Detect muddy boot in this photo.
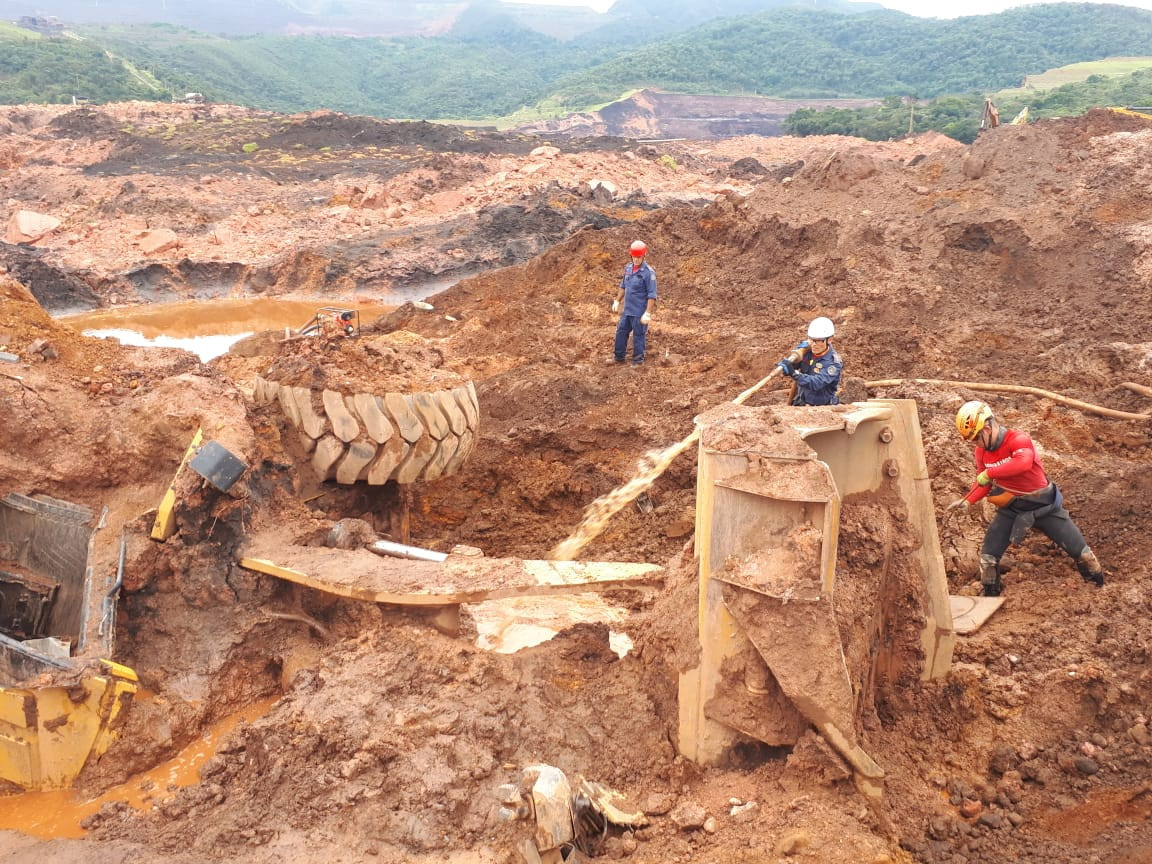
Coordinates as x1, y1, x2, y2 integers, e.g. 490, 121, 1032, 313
1076, 547, 1105, 587
979, 554, 1002, 597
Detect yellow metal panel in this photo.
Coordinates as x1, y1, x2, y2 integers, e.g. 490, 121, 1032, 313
0, 689, 35, 727
0, 662, 138, 790
29, 681, 106, 789
151, 427, 204, 540
1110, 106, 1152, 121
0, 734, 35, 784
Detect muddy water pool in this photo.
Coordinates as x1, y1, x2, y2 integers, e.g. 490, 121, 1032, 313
58, 297, 398, 361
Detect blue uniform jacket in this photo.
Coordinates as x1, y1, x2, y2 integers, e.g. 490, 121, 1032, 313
791, 344, 843, 406
620, 262, 657, 315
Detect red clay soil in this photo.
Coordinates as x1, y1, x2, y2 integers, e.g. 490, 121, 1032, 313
1, 104, 1151, 864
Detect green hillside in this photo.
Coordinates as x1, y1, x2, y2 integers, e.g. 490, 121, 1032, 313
0, 27, 167, 104
785, 66, 1152, 144
3, 3, 1152, 121
996, 56, 1152, 98
550, 5, 1152, 105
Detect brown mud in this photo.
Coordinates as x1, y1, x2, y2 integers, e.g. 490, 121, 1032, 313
0, 102, 1150, 864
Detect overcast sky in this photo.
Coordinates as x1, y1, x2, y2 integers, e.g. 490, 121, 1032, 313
506, 0, 1152, 18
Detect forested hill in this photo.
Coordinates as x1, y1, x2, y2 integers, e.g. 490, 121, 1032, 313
0, 0, 875, 38
2, 3, 1152, 120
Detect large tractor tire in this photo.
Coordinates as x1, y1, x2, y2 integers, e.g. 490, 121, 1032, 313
252, 376, 479, 485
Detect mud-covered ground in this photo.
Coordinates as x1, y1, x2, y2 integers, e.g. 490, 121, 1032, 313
1, 104, 1151, 864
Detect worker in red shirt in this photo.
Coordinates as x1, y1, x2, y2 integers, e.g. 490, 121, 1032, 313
943, 400, 1105, 597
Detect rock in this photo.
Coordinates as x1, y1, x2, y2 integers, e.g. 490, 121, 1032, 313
838, 375, 869, 403
327, 518, 376, 549
729, 801, 759, 824
786, 730, 852, 785
641, 793, 674, 816
775, 830, 811, 856
729, 156, 768, 177
360, 185, 390, 208
1128, 724, 1151, 746
988, 744, 1017, 775
587, 179, 617, 203
27, 338, 57, 360
5, 209, 60, 244
668, 801, 706, 830
962, 155, 987, 179
959, 799, 982, 818
1073, 757, 1099, 775
138, 228, 178, 254
977, 811, 1003, 829
927, 815, 952, 840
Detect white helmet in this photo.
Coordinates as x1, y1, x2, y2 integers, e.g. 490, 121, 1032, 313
807, 317, 835, 340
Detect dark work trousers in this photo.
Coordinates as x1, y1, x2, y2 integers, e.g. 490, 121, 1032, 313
980, 484, 1088, 563
614, 314, 649, 364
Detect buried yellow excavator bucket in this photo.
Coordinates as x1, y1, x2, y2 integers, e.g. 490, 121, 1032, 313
0, 660, 138, 790
1, 492, 139, 790
678, 399, 955, 796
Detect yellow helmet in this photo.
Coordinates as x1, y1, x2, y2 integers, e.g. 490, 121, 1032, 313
956, 400, 993, 442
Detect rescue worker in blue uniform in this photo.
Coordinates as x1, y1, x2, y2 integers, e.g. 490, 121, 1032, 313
778, 317, 843, 406
611, 240, 658, 365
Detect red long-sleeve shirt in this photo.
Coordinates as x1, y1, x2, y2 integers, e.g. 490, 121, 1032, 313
965, 427, 1050, 504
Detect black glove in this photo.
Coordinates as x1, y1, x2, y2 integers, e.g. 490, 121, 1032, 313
778, 358, 795, 376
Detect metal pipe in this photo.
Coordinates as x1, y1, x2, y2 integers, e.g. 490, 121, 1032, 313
100, 531, 126, 638
367, 539, 447, 563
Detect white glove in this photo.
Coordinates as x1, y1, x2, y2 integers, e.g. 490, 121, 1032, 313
640, 312, 651, 325
611, 299, 620, 313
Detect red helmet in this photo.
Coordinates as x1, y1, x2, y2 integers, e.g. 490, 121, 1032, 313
629, 240, 647, 257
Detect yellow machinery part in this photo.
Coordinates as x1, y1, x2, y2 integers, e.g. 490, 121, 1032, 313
151, 427, 204, 541
678, 400, 955, 787
1109, 106, 1152, 122
0, 660, 138, 790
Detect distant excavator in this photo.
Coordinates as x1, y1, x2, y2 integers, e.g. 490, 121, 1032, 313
981, 99, 1029, 131
296, 306, 359, 339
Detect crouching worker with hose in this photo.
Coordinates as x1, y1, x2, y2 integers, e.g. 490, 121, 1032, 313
943, 400, 1106, 597
777, 316, 842, 406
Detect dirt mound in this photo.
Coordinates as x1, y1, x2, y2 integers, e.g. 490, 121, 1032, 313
258, 110, 540, 156
47, 107, 126, 141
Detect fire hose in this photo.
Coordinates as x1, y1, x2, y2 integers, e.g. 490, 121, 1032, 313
866, 378, 1151, 421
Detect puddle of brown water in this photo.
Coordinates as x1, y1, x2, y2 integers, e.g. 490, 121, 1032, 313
60, 297, 396, 339
58, 297, 398, 361
0, 696, 277, 839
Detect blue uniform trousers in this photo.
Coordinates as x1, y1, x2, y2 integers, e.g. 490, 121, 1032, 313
614, 315, 648, 364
